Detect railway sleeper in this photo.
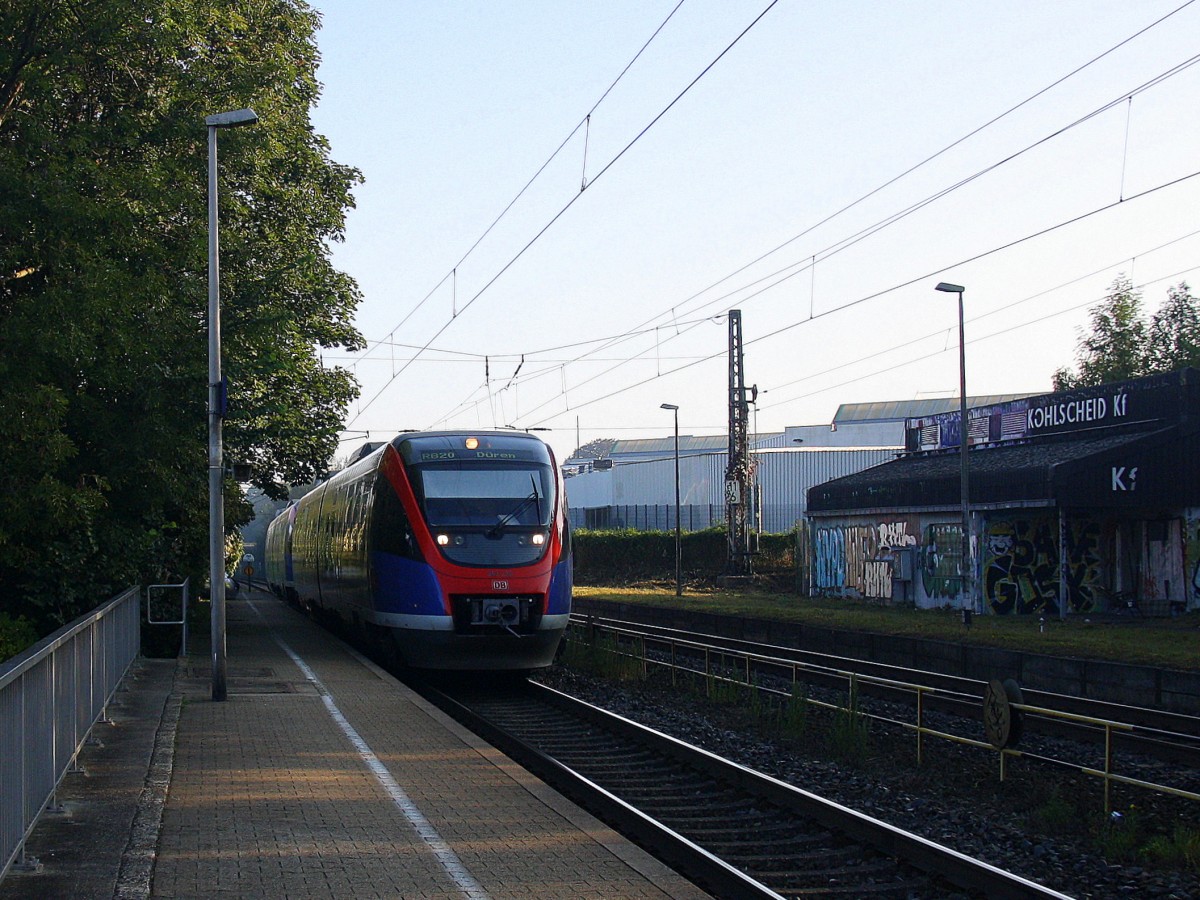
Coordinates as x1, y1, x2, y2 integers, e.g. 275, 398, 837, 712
763, 877, 931, 898
637, 801, 763, 820
710, 844, 873, 868
701, 831, 840, 856
656, 817, 817, 839
748, 854, 902, 883
605, 780, 722, 798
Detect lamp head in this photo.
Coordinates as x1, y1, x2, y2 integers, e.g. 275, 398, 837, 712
660, 403, 679, 411
205, 108, 258, 128
935, 282, 965, 294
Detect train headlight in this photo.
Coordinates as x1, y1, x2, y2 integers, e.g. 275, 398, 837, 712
436, 534, 450, 546
532, 533, 545, 546
464, 437, 479, 450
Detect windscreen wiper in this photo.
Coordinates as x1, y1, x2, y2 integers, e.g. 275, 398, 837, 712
487, 476, 541, 538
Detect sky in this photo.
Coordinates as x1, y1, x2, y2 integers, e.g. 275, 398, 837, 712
305, 1, 1200, 466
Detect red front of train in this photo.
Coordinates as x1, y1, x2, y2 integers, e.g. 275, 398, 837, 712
266, 430, 572, 670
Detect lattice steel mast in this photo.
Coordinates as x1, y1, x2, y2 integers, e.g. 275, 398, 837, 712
725, 310, 754, 576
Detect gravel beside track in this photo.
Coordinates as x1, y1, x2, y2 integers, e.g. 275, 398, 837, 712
534, 663, 1200, 900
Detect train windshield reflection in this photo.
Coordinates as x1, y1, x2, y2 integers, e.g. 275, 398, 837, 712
415, 464, 555, 528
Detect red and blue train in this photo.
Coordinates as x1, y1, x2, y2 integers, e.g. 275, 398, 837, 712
264, 430, 572, 670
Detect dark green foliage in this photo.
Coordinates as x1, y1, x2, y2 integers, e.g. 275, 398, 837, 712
0, 1, 362, 632
572, 526, 796, 584
0, 612, 39, 662
1054, 276, 1200, 390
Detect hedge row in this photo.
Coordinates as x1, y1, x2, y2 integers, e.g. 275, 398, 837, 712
572, 526, 796, 584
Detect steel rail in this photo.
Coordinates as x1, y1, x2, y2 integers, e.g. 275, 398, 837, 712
566, 615, 1200, 814
419, 677, 1069, 900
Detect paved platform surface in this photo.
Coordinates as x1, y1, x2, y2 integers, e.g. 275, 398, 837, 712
1, 595, 708, 900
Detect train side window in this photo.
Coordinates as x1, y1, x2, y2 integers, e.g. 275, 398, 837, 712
372, 479, 421, 560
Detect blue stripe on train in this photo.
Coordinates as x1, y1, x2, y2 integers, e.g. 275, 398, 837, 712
371, 552, 447, 617
547, 558, 572, 615
372, 551, 572, 617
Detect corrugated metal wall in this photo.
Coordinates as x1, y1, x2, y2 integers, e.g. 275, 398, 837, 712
564, 447, 897, 533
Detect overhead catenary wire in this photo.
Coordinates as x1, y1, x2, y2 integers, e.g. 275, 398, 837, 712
521, 1, 1200, 384
343, 3, 1200, 441
464, 49, 1200, 429
346, 0, 785, 427
406, 39, 1200, 434
344, 1, 688, 374
508, 168, 1200, 428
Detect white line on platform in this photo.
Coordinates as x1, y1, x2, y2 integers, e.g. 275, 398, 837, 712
248, 601, 491, 900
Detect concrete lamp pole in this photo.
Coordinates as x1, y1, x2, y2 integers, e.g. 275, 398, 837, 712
207, 108, 257, 701
935, 281, 973, 620
660, 404, 682, 597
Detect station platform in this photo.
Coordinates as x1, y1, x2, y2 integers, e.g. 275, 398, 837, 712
1, 595, 708, 899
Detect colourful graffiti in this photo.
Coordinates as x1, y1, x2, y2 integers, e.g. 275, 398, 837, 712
815, 527, 846, 590
814, 520, 918, 600
877, 521, 917, 550
1190, 514, 1200, 609
982, 516, 1105, 615
983, 518, 1058, 615
921, 524, 962, 600
863, 560, 893, 599
1063, 518, 1104, 613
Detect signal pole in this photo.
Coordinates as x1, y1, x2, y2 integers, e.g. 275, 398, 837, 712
725, 310, 754, 578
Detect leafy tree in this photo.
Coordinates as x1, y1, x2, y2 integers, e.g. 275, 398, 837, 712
1147, 282, 1200, 373
1053, 276, 1150, 391
0, 0, 362, 630
570, 438, 617, 460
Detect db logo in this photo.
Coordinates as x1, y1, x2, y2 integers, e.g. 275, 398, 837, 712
492, 580, 509, 591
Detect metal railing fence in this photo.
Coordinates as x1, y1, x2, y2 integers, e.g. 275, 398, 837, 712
564, 616, 1200, 816
0, 586, 141, 881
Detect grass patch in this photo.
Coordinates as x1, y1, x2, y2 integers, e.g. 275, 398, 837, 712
1030, 787, 1080, 835
828, 679, 871, 767
781, 682, 810, 742
573, 584, 1200, 671
1094, 809, 1145, 864
1145, 825, 1200, 873
559, 629, 645, 682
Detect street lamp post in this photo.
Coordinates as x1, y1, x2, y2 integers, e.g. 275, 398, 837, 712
660, 404, 682, 597
935, 281, 972, 617
207, 108, 257, 701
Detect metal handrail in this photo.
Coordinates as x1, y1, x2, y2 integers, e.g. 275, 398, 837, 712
0, 587, 142, 882
565, 616, 1199, 815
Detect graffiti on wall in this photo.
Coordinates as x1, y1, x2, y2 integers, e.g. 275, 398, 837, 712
863, 561, 892, 599
983, 517, 1058, 615
981, 516, 1105, 615
920, 524, 962, 600
815, 527, 846, 590
814, 520, 918, 600
1189, 513, 1200, 609
1064, 519, 1104, 614
1141, 518, 1185, 610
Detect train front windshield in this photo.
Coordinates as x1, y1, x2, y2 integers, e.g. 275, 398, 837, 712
414, 463, 555, 530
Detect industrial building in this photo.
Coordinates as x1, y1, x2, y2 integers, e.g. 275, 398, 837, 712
806, 369, 1200, 617
562, 395, 1028, 534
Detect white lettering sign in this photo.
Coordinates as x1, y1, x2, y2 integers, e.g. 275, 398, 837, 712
1111, 466, 1138, 492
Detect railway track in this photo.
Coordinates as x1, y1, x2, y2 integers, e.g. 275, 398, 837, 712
572, 613, 1200, 767
418, 677, 1066, 900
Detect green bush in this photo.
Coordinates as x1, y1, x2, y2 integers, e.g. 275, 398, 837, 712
573, 525, 796, 584
0, 613, 39, 663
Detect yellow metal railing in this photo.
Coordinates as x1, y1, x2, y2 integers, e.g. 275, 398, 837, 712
563, 617, 1200, 815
